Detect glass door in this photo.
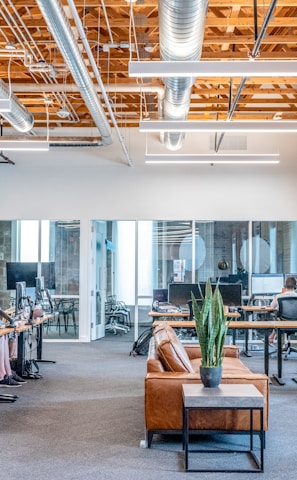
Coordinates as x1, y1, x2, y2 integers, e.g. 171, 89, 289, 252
91, 221, 107, 340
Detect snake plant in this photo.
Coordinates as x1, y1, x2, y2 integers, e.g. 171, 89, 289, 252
191, 279, 229, 367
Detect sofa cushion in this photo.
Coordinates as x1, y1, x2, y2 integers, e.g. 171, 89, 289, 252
153, 324, 195, 373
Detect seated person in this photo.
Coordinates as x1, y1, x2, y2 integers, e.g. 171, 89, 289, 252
0, 334, 26, 387
269, 276, 297, 344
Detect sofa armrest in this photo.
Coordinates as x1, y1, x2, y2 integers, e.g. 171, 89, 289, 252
147, 337, 165, 372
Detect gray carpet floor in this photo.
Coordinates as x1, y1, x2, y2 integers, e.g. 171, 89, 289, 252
1, 331, 297, 480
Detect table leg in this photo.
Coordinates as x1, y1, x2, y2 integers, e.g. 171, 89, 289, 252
242, 329, 252, 357
272, 329, 285, 385
263, 330, 269, 376
36, 323, 56, 365
242, 311, 252, 357
277, 329, 283, 380
183, 407, 189, 471
16, 331, 24, 376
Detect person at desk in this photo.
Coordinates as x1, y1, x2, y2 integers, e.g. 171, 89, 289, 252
268, 276, 297, 344
0, 334, 26, 387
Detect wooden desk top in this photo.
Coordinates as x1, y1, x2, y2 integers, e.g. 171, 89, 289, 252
149, 310, 190, 317
149, 310, 240, 318
0, 314, 52, 337
241, 306, 275, 312
152, 319, 297, 329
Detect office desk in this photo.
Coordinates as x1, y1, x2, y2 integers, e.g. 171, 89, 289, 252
0, 314, 52, 377
240, 306, 276, 356
149, 310, 240, 320
241, 306, 275, 317
51, 294, 79, 300
149, 310, 190, 319
152, 319, 297, 382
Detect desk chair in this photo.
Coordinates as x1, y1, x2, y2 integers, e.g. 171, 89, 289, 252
188, 298, 203, 320
105, 299, 130, 335
277, 296, 297, 360
44, 289, 61, 335
56, 299, 78, 335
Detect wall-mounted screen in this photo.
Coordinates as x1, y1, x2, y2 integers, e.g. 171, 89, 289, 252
6, 262, 37, 290
168, 283, 201, 307
6, 262, 55, 290
251, 274, 284, 295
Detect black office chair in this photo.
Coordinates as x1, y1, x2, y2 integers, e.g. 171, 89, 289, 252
277, 296, 297, 359
188, 298, 203, 320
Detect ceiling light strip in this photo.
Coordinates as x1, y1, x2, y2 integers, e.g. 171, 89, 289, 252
145, 158, 279, 165
0, 139, 49, 151
140, 120, 297, 133
145, 154, 279, 164
129, 60, 297, 78
146, 153, 280, 158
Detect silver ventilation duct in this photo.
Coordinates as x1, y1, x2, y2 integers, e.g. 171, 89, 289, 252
0, 78, 34, 133
159, 0, 208, 150
36, 0, 112, 146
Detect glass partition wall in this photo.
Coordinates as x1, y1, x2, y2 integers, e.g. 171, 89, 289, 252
105, 220, 297, 340
0, 220, 80, 340
1, 219, 297, 342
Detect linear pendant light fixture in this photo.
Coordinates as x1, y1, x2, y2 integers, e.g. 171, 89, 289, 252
139, 120, 297, 133
129, 60, 297, 78
0, 136, 49, 151
145, 153, 280, 164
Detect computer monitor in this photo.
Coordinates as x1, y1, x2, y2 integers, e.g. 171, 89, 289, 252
35, 276, 45, 303
251, 274, 284, 295
199, 282, 242, 306
15, 281, 26, 315
153, 289, 168, 303
6, 262, 38, 290
217, 283, 242, 307
168, 283, 202, 307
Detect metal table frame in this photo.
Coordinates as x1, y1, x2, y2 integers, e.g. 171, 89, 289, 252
182, 384, 264, 473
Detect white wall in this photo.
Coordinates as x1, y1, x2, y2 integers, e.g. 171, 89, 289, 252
1, 129, 296, 342
1, 129, 297, 221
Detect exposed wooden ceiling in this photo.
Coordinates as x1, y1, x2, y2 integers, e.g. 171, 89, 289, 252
0, 0, 297, 141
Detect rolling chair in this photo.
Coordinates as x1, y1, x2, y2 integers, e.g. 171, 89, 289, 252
105, 298, 130, 335
277, 296, 297, 360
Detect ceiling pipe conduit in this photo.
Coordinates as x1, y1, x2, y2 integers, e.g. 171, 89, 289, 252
0, 78, 34, 133
215, 0, 277, 152
158, 0, 208, 151
35, 0, 113, 146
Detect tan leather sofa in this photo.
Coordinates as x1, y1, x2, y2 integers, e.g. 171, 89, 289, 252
145, 323, 269, 447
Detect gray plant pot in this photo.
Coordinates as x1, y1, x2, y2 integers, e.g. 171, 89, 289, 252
200, 365, 222, 388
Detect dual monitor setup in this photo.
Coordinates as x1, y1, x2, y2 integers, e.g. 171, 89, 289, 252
153, 282, 242, 311
153, 273, 296, 311
0, 262, 56, 327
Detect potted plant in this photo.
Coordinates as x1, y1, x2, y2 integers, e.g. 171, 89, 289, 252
191, 279, 229, 387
